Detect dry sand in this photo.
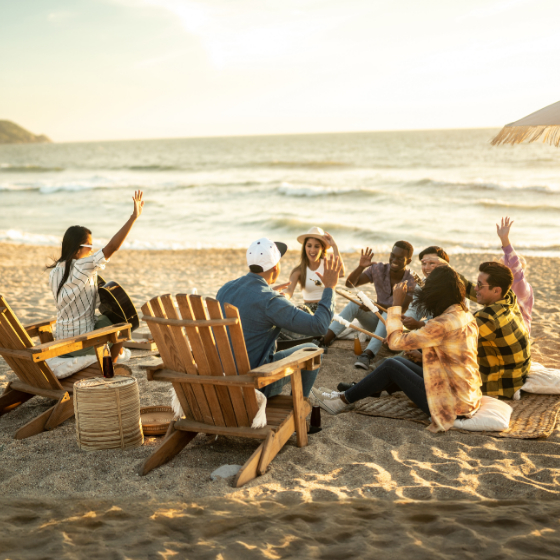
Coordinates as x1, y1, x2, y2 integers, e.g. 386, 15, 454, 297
1, 243, 560, 559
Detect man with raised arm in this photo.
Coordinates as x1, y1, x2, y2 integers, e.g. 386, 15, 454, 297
497, 216, 533, 333
322, 241, 419, 370
460, 262, 530, 399
217, 237, 342, 398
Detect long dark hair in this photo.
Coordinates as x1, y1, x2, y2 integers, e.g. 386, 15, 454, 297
413, 266, 467, 319
291, 237, 327, 288
47, 226, 91, 300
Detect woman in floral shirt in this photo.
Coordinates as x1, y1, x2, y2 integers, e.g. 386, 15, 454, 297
314, 266, 482, 433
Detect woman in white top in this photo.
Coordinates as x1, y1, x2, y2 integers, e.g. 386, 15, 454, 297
48, 191, 144, 361
284, 227, 346, 312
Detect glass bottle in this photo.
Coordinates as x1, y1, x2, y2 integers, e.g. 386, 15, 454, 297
353, 335, 362, 356
102, 343, 114, 379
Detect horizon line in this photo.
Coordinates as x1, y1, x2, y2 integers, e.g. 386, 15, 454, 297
31, 126, 504, 145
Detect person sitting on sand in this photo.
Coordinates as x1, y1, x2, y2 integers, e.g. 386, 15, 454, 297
314, 266, 482, 433
283, 227, 346, 312
278, 227, 345, 344
460, 262, 530, 399
402, 246, 450, 331
216, 237, 342, 398
322, 241, 419, 370
48, 191, 144, 362
497, 217, 533, 334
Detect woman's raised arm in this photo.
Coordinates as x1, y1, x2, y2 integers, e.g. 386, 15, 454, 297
102, 191, 144, 259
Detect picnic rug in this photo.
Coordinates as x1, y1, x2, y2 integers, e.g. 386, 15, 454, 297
352, 392, 560, 439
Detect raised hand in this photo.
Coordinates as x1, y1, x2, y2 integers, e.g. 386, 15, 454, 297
496, 216, 513, 247
132, 190, 144, 220
317, 254, 343, 289
323, 231, 335, 247
359, 247, 374, 268
272, 281, 291, 296
392, 281, 408, 307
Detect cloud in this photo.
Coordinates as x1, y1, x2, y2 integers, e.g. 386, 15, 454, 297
108, 0, 369, 67
47, 11, 75, 23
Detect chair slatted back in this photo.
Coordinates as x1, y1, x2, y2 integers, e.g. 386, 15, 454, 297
142, 294, 259, 428
0, 296, 63, 391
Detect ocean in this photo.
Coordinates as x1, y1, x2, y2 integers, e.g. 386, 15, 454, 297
1, 128, 559, 255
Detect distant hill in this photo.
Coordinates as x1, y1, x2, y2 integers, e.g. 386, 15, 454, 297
0, 120, 52, 144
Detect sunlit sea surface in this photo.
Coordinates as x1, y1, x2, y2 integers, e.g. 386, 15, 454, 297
1, 129, 559, 255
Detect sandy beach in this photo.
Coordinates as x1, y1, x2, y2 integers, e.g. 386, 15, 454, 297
1, 243, 560, 558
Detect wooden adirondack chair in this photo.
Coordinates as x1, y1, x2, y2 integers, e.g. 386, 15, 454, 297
0, 295, 132, 439
140, 294, 322, 487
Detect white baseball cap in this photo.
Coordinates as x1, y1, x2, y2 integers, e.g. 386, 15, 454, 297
247, 237, 288, 272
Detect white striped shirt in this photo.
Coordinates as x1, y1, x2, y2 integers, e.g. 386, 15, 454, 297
49, 249, 109, 340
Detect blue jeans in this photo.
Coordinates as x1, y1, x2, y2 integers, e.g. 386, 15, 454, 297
345, 356, 429, 414
328, 301, 387, 355
260, 343, 320, 399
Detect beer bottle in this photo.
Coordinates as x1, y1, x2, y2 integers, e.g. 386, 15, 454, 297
353, 335, 362, 356
102, 343, 114, 378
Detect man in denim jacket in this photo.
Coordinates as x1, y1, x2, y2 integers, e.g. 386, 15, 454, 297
217, 237, 342, 398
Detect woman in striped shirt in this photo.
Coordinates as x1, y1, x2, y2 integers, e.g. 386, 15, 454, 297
48, 191, 144, 361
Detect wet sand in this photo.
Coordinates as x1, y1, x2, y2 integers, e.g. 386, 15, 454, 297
1, 243, 560, 558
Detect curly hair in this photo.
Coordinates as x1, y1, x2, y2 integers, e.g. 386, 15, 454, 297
413, 266, 467, 318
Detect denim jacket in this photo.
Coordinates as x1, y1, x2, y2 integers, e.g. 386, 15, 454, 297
216, 273, 335, 369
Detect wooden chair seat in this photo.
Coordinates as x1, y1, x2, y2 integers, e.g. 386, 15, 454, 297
139, 294, 321, 487
0, 295, 131, 439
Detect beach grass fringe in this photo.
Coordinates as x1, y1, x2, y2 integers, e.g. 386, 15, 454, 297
353, 391, 560, 439
491, 125, 560, 147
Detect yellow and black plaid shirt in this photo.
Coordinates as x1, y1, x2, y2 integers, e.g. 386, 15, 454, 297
460, 275, 531, 398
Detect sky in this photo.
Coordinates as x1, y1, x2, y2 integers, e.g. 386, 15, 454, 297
1, 0, 560, 142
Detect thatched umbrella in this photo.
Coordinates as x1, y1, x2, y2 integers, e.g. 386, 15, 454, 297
491, 100, 560, 147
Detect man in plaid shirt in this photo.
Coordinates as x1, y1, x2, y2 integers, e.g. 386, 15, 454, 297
460, 262, 531, 398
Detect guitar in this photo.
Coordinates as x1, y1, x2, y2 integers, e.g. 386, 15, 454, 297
97, 275, 140, 331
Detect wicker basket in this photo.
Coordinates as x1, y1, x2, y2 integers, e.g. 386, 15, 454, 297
74, 376, 144, 451
140, 406, 174, 435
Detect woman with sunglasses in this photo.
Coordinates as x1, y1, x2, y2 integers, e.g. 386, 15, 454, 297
47, 191, 144, 361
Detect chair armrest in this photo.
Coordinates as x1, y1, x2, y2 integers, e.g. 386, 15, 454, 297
249, 347, 323, 377
23, 318, 57, 338
27, 323, 132, 362
147, 368, 257, 387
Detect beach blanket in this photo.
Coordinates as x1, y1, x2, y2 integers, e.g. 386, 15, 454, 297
353, 391, 560, 439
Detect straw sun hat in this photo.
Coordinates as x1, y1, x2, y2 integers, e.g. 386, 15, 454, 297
296, 227, 331, 250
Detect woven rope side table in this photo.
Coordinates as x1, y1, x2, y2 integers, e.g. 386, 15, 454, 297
74, 376, 144, 451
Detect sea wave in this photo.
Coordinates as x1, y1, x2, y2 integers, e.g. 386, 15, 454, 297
0, 164, 64, 172
0, 178, 272, 194
2, 228, 560, 256
411, 177, 560, 193
125, 165, 183, 171
277, 182, 380, 197
253, 160, 350, 169
475, 198, 560, 211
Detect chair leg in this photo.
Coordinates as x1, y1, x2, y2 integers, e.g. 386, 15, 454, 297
0, 383, 32, 416
291, 370, 309, 448
139, 426, 196, 476
14, 393, 74, 439
44, 393, 74, 431
234, 416, 296, 488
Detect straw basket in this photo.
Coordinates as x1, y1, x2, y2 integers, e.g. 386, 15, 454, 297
74, 376, 144, 451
